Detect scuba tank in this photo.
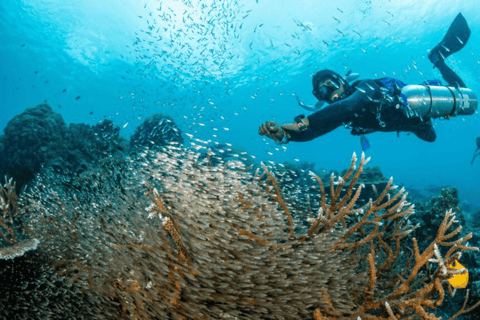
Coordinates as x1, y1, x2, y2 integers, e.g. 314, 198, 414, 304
401, 85, 478, 119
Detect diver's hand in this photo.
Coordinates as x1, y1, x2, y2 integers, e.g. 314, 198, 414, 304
258, 121, 285, 141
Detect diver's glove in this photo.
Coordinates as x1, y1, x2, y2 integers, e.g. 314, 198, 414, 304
258, 121, 290, 144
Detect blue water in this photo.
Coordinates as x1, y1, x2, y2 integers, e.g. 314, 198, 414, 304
1, 0, 480, 210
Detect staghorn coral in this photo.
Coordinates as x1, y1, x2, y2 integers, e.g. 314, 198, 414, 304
412, 188, 480, 319
3, 148, 479, 319
340, 165, 387, 184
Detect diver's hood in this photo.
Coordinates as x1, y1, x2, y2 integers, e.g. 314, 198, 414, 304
312, 70, 344, 88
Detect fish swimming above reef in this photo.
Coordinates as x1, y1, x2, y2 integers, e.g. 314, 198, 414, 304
1, 149, 476, 319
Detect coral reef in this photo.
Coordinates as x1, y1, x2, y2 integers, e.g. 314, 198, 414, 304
0, 103, 127, 189
0, 177, 39, 260
57, 119, 127, 175
0, 135, 6, 177
414, 187, 466, 244
341, 164, 386, 184
197, 142, 255, 168
406, 187, 480, 319
1, 104, 68, 187
130, 114, 184, 150
272, 161, 389, 213
0, 149, 477, 319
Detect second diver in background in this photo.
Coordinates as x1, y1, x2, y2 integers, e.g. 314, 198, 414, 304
259, 13, 476, 144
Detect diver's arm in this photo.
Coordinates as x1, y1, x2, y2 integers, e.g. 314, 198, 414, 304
285, 92, 365, 142
284, 105, 350, 142
285, 81, 378, 142
435, 60, 466, 88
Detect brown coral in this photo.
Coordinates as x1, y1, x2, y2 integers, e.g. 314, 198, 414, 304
9, 148, 479, 319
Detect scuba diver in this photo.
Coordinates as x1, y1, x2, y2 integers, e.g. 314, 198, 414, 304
259, 13, 477, 145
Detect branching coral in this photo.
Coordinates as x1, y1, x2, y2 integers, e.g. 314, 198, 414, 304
290, 153, 479, 319
12, 148, 480, 319
135, 150, 480, 319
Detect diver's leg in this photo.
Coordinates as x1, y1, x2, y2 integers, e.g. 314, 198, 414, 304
411, 119, 436, 142
433, 60, 466, 88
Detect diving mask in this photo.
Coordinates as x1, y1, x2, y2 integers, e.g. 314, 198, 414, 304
312, 79, 343, 103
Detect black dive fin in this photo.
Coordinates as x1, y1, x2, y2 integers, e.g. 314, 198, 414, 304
429, 13, 471, 63
412, 120, 436, 142
439, 13, 471, 56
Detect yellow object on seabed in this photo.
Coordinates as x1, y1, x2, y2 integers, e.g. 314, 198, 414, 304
447, 260, 469, 289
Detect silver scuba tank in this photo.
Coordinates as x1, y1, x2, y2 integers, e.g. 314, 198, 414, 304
400, 85, 478, 118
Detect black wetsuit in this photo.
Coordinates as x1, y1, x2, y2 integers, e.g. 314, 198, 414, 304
288, 70, 465, 143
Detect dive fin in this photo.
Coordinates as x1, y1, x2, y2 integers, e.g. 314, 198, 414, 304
360, 134, 370, 151
411, 120, 436, 142
429, 13, 471, 64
